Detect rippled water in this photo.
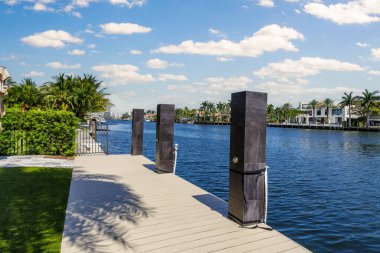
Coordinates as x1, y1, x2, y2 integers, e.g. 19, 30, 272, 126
106, 120, 380, 253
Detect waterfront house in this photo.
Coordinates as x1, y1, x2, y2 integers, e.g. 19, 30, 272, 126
296, 102, 355, 125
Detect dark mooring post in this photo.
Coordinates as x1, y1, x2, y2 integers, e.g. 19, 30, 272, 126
156, 104, 175, 173
131, 109, 144, 155
228, 91, 267, 226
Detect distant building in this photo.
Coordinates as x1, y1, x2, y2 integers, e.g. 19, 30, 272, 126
0, 66, 10, 117
296, 101, 354, 125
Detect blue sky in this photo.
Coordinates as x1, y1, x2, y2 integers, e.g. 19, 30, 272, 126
1, 0, 380, 113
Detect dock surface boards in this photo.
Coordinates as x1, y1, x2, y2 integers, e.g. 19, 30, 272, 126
61, 155, 310, 253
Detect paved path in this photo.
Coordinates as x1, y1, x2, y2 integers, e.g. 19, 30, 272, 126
61, 155, 310, 253
0, 155, 73, 168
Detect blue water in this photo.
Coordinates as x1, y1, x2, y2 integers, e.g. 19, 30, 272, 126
107, 120, 380, 253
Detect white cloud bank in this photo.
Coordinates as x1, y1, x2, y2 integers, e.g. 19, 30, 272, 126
24, 71, 45, 77
46, 62, 81, 69
109, 0, 145, 8
146, 58, 168, 69
68, 49, 86, 55
130, 49, 142, 55
254, 57, 364, 80
304, 0, 380, 25
168, 76, 252, 95
371, 48, 380, 60
158, 74, 188, 81
92, 64, 154, 85
100, 22, 151, 35
258, 0, 274, 8
153, 24, 304, 58
21, 30, 83, 48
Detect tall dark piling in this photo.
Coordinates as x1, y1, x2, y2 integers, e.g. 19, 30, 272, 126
228, 91, 267, 226
131, 109, 144, 155
156, 104, 175, 173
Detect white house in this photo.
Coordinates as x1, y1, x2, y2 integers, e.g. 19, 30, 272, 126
296, 102, 354, 125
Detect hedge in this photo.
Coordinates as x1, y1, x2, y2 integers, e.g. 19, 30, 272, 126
0, 110, 78, 156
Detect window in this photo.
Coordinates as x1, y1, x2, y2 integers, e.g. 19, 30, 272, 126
332, 109, 342, 116
317, 109, 321, 116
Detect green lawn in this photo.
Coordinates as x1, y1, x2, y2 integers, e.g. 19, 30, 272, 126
0, 167, 73, 253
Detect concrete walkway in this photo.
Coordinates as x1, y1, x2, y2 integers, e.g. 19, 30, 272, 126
61, 155, 310, 253
0, 155, 73, 168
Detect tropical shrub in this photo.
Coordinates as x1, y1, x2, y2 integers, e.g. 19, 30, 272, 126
0, 110, 78, 156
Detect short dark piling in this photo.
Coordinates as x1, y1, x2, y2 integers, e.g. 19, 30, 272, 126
228, 91, 268, 226
155, 104, 175, 173
131, 109, 144, 155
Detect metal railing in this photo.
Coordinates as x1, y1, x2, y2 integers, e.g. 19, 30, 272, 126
75, 122, 109, 155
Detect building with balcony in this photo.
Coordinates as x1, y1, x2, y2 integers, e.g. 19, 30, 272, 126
296, 102, 354, 125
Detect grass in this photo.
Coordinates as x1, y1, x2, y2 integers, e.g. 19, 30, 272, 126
0, 167, 73, 253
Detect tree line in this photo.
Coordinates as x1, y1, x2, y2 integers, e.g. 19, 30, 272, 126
4, 74, 112, 119
153, 89, 379, 127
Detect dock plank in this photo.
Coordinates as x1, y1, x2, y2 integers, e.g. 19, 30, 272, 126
61, 155, 310, 253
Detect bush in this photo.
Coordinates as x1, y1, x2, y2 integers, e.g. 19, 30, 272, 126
0, 110, 78, 156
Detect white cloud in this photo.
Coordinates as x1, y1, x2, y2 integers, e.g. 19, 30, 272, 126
258, 0, 275, 8
158, 74, 188, 81
371, 48, 380, 60
88, 44, 96, 49
203, 76, 252, 94
21, 30, 83, 48
255, 81, 360, 97
130, 49, 142, 55
72, 0, 91, 7
68, 49, 85, 55
153, 24, 304, 58
304, 1, 380, 25
24, 71, 45, 77
255, 80, 362, 105
368, 70, 380, 75
167, 76, 252, 95
216, 57, 234, 62
146, 58, 169, 69
108, 0, 145, 8
209, 28, 227, 38
100, 22, 151, 35
209, 28, 220, 35
254, 57, 364, 80
119, 91, 136, 100
356, 42, 369, 48
46, 61, 81, 69
5, 0, 18, 5
92, 64, 154, 85
30, 3, 54, 12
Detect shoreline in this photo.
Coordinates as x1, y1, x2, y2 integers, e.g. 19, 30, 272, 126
167, 121, 380, 132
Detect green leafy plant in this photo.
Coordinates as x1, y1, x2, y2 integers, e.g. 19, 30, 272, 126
0, 110, 78, 156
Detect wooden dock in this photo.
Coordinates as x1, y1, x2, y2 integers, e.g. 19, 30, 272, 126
61, 155, 310, 253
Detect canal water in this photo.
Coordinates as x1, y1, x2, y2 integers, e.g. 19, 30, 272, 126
107, 120, 380, 253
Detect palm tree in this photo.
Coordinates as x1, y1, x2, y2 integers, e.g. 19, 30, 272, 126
43, 74, 112, 119
267, 104, 274, 122
200, 101, 209, 122
309, 99, 319, 124
4, 78, 42, 112
339, 92, 354, 127
323, 98, 334, 124
355, 89, 380, 129
281, 103, 293, 123
43, 74, 74, 111
216, 102, 225, 122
